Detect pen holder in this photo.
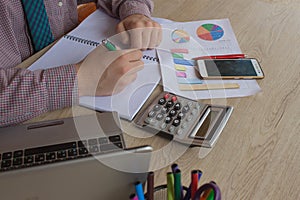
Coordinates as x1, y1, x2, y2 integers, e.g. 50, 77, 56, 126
145, 182, 221, 200
134, 165, 221, 200
145, 184, 188, 200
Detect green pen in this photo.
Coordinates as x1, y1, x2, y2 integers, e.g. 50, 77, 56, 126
102, 39, 117, 51
174, 170, 182, 200
167, 172, 174, 200
206, 190, 215, 200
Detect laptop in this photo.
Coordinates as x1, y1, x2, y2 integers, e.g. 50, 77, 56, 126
0, 112, 153, 200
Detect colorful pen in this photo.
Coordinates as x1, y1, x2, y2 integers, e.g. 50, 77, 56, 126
102, 39, 117, 51
199, 189, 211, 200
172, 164, 185, 198
192, 54, 246, 60
183, 170, 202, 200
147, 172, 154, 200
171, 163, 179, 173
206, 190, 215, 200
195, 182, 221, 200
129, 194, 139, 200
191, 170, 199, 199
174, 169, 182, 200
167, 172, 174, 200
135, 182, 145, 200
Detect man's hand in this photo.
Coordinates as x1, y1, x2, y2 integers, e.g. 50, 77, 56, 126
116, 14, 162, 50
75, 45, 143, 96
75, 14, 161, 97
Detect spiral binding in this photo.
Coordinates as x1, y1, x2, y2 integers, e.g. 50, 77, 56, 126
64, 34, 159, 62
143, 55, 159, 62
64, 35, 100, 46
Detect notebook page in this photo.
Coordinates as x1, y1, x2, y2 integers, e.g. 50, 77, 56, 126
28, 10, 161, 120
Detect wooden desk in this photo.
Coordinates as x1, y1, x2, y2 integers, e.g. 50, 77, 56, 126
21, 0, 300, 199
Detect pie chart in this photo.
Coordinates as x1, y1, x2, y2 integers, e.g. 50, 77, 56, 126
197, 24, 224, 41
171, 29, 190, 43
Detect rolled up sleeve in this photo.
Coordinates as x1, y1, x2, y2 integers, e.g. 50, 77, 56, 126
0, 65, 78, 127
97, 0, 153, 20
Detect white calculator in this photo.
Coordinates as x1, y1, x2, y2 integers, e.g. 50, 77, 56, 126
134, 92, 233, 148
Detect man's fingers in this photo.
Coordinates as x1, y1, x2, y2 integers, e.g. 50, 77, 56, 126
129, 28, 143, 49
142, 28, 152, 50
127, 60, 144, 74
116, 23, 130, 45
148, 26, 161, 49
118, 49, 143, 62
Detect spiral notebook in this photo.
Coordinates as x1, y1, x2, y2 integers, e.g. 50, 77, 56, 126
63, 35, 159, 62
29, 10, 161, 120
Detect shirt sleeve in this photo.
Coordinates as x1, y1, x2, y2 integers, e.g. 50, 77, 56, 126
0, 65, 79, 127
97, 0, 154, 20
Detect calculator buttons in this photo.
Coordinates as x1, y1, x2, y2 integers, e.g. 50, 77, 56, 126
182, 105, 190, 113
169, 109, 177, 117
156, 113, 164, 121
181, 122, 188, 129
148, 110, 156, 118
135, 91, 233, 148
164, 93, 170, 99
177, 112, 185, 119
166, 101, 174, 108
144, 117, 151, 124
169, 126, 176, 133
149, 120, 157, 127
177, 129, 184, 135
153, 105, 161, 111
174, 103, 181, 110
158, 98, 166, 105
172, 119, 181, 127
165, 116, 172, 124
161, 107, 169, 114
160, 123, 167, 129
145, 93, 199, 134
171, 96, 177, 102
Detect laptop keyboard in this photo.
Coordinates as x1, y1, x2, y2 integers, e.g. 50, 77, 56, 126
0, 134, 124, 172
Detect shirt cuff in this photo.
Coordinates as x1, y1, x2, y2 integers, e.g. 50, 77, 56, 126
119, 0, 153, 20
43, 64, 79, 110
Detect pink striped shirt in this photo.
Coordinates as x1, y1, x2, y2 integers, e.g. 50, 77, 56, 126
0, 0, 153, 127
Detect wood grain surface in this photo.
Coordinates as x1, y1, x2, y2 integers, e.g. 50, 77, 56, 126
151, 1, 300, 199
21, 1, 300, 199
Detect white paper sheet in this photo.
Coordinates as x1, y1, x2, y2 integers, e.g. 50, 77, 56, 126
157, 19, 261, 100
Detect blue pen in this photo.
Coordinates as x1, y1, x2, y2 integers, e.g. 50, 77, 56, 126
135, 182, 145, 200
198, 170, 203, 181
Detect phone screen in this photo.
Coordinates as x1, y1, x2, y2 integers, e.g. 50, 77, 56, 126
205, 59, 257, 76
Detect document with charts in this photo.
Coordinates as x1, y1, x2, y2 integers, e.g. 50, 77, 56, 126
157, 19, 261, 100
28, 10, 162, 121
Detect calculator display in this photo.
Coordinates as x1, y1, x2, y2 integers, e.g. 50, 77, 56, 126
191, 108, 219, 139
